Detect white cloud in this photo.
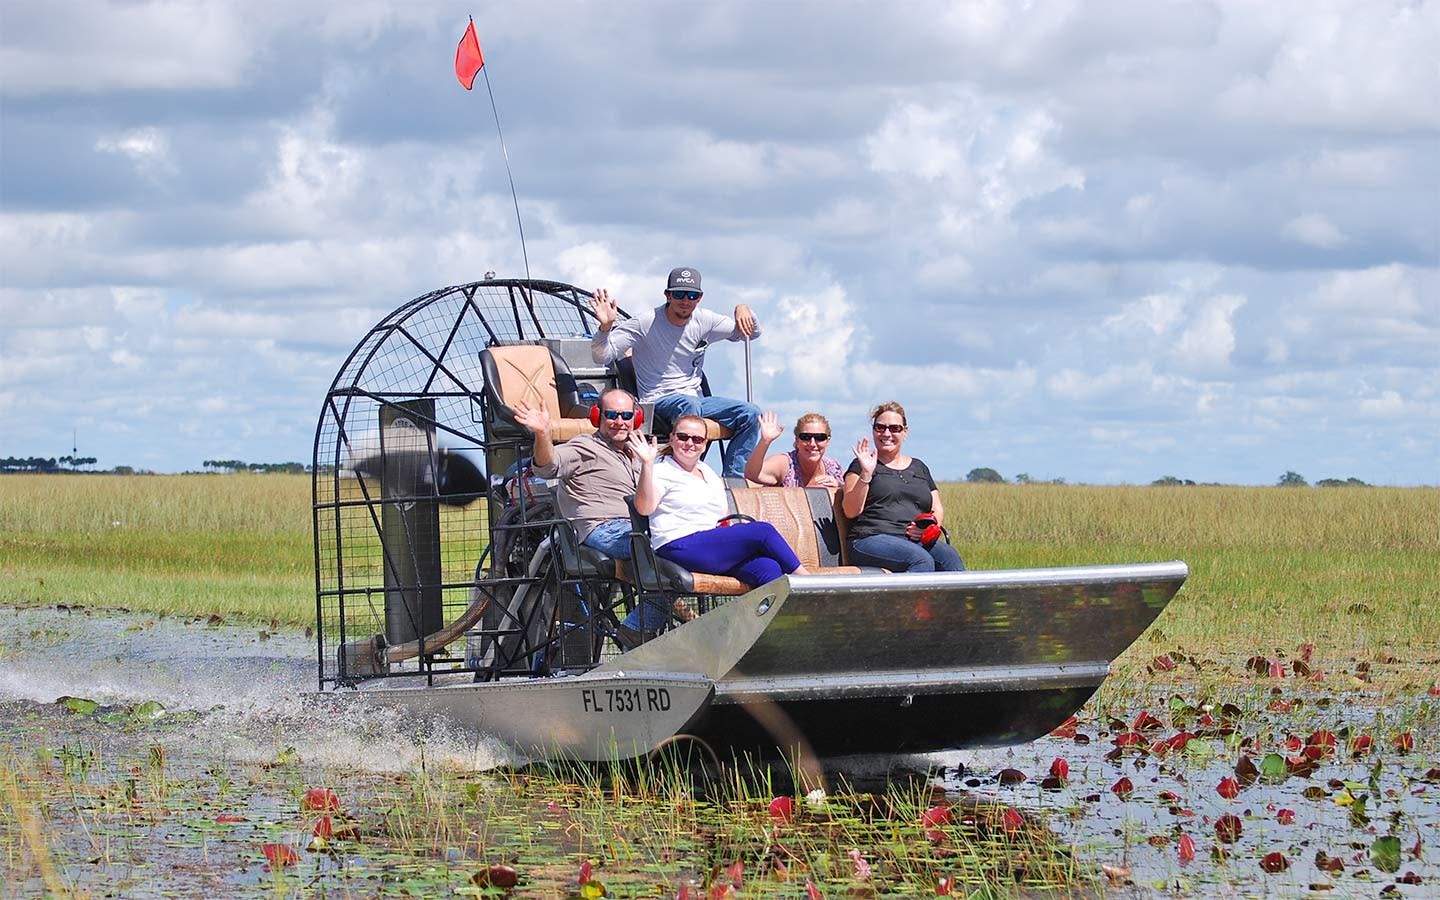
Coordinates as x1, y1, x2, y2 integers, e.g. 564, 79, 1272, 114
0, 2, 256, 95
1311, 264, 1421, 316
1357, 389, 1406, 418
1216, 1, 1438, 132
758, 286, 857, 395
0, 0, 1434, 484
1173, 293, 1246, 374
1103, 292, 1187, 336
1282, 213, 1345, 248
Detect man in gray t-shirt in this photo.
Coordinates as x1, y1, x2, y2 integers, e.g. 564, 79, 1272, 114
589, 267, 761, 477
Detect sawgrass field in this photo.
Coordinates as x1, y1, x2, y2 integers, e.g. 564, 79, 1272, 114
3, 473, 1437, 897
0, 473, 1435, 678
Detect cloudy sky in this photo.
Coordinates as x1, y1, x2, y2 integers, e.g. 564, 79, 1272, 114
2, 0, 1436, 485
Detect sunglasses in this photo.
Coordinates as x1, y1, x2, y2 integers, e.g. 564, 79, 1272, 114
796, 432, 830, 443
672, 432, 707, 445
669, 290, 701, 301
601, 409, 635, 421
872, 422, 906, 434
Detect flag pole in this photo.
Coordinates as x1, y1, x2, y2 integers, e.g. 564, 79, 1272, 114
480, 67, 531, 284
462, 16, 530, 284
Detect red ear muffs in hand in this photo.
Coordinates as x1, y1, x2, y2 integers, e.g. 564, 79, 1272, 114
590, 405, 644, 427
913, 514, 942, 549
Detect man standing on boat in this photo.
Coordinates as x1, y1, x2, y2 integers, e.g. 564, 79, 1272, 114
590, 267, 761, 478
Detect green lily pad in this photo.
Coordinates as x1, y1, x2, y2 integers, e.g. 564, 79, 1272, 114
59, 696, 98, 715
129, 700, 166, 721
1371, 835, 1401, 873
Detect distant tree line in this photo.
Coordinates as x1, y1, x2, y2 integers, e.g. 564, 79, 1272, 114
2, 455, 308, 475
202, 460, 310, 474
1, 455, 97, 472
957, 467, 1374, 488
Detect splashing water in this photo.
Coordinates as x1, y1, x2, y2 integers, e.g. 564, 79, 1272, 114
0, 605, 513, 771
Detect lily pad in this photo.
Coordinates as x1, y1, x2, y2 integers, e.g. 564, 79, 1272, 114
59, 696, 98, 715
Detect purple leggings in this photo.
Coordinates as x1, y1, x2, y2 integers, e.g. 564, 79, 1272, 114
656, 521, 803, 587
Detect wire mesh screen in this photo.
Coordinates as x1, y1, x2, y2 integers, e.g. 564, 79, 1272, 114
311, 279, 609, 688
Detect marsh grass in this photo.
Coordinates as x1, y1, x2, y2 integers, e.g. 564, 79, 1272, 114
940, 483, 1438, 684
3, 475, 1435, 677
1, 474, 312, 623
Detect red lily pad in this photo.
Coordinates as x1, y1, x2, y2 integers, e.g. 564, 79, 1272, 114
1132, 711, 1164, 732
1111, 777, 1134, 799
1216, 777, 1240, 799
768, 795, 795, 823
1314, 850, 1344, 873
262, 843, 299, 868
1048, 758, 1070, 781
921, 803, 952, 829
1177, 834, 1196, 863
1260, 851, 1290, 873
472, 865, 519, 888
1114, 731, 1146, 748
1214, 814, 1243, 843
1050, 715, 1078, 738
300, 787, 340, 813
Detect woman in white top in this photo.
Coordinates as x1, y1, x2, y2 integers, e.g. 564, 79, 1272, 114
633, 415, 811, 586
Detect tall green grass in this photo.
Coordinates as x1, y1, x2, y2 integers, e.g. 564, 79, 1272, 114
0, 474, 312, 622
2, 476, 1435, 673
940, 483, 1438, 676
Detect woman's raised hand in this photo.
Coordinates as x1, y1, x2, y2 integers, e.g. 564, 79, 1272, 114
758, 410, 783, 443
627, 431, 659, 463
853, 437, 877, 475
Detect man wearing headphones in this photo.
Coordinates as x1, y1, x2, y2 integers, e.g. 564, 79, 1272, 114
515, 389, 679, 644
590, 267, 761, 478
513, 388, 647, 561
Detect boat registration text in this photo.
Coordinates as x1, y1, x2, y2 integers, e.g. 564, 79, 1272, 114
581, 686, 673, 714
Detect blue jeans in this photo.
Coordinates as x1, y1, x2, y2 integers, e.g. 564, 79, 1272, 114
652, 394, 760, 478
581, 518, 633, 560
583, 520, 670, 631
848, 534, 965, 573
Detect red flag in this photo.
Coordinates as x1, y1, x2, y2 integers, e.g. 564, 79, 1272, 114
455, 20, 484, 90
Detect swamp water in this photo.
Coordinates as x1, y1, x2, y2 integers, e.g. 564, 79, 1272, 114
2, 604, 1436, 898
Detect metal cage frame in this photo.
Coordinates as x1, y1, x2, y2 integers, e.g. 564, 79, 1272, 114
311, 278, 624, 690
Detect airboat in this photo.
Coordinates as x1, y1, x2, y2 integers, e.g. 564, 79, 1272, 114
311, 279, 1186, 762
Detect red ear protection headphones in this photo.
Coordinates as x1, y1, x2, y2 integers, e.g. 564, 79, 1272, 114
913, 513, 943, 549
589, 405, 644, 428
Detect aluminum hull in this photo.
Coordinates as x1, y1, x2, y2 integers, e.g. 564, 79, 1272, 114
340, 670, 715, 762
596, 561, 1187, 756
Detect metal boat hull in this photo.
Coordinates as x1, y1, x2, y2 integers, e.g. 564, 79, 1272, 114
597, 561, 1187, 756
343, 670, 715, 762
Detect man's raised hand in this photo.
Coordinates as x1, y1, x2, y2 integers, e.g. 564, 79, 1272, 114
590, 288, 617, 331
512, 399, 551, 436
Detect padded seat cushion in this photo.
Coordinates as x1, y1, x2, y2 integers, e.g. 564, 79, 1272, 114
699, 419, 733, 440
550, 418, 595, 442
